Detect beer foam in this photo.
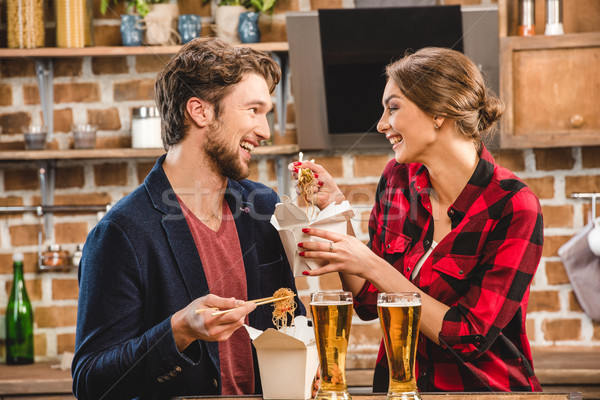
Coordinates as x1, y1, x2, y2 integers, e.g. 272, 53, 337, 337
378, 299, 421, 307
309, 301, 353, 306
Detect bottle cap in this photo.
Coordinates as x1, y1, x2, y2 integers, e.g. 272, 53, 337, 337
132, 106, 160, 119
13, 252, 24, 262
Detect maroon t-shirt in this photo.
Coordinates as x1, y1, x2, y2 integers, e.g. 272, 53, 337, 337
180, 198, 255, 395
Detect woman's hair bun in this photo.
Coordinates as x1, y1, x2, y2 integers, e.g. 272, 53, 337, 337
478, 95, 505, 133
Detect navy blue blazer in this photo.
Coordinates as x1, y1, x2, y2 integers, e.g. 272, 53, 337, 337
72, 155, 303, 400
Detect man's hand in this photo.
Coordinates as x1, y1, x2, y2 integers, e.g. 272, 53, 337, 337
312, 367, 321, 398
170, 294, 257, 352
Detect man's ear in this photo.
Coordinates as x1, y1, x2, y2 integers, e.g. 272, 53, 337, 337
186, 97, 213, 128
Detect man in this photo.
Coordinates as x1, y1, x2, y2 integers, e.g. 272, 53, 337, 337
72, 38, 303, 400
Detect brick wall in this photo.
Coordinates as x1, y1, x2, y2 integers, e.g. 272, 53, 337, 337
1, 0, 599, 369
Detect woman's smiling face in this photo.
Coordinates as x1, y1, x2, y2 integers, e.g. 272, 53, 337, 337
377, 79, 438, 164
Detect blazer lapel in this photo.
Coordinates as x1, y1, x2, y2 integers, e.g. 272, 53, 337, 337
144, 156, 210, 301
144, 156, 221, 369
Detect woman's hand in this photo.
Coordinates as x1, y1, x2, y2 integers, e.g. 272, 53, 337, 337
288, 160, 346, 211
298, 227, 382, 281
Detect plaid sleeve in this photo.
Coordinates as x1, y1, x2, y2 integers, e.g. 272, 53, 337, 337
438, 190, 543, 360
354, 174, 388, 321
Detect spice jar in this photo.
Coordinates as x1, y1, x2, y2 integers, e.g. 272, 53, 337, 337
41, 244, 72, 272
518, 0, 535, 37
131, 107, 163, 149
72, 244, 84, 267
7, 0, 45, 49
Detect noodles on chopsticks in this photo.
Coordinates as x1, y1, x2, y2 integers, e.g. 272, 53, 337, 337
297, 152, 317, 218
272, 287, 297, 330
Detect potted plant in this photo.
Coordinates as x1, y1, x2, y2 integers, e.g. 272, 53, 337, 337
100, 0, 177, 46
100, 0, 152, 18
238, 0, 276, 43
210, 0, 249, 43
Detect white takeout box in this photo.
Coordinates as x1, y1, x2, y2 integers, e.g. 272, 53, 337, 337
270, 196, 355, 276
245, 316, 319, 400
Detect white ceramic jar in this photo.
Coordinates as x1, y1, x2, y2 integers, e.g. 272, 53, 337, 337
131, 106, 163, 149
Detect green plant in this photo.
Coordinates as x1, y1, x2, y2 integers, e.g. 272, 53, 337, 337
217, 0, 245, 4
202, 0, 277, 12
248, 0, 276, 13
100, 0, 169, 18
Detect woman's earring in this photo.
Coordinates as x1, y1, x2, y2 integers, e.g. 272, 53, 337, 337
434, 123, 439, 129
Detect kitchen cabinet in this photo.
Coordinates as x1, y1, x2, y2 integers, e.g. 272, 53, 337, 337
498, 0, 600, 148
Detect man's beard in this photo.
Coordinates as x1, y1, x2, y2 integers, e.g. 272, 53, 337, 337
204, 120, 250, 181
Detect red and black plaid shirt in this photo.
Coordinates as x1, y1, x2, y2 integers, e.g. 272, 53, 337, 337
355, 145, 543, 392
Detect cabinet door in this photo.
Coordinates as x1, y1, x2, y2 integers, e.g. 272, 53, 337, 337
500, 33, 600, 148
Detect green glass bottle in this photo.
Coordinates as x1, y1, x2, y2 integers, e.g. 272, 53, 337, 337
6, 252, 34, 365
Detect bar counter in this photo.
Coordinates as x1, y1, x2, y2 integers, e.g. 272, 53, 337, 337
173, 394, 581, 400
0, 348, 598, 398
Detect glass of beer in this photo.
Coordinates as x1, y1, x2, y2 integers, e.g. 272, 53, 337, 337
377, 292, 422, 400
310, 291, 353, 400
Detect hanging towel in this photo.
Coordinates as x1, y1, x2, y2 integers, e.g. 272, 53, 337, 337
558, 221, 600, 322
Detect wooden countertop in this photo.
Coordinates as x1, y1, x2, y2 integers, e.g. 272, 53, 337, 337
0, 362, 72, 396
345, 348, 600, 387
0, 349, 598, 396
532, 348, 600, 385
174, 394, 581, 400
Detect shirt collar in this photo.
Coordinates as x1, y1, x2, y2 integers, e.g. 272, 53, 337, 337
408, 144, 495, 222
450, 144, 495, 220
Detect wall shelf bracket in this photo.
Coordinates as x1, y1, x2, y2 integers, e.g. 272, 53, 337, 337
34, 59, 54, 140
270, 52, 288, 138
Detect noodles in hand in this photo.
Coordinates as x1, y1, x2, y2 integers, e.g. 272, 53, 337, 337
272, 288, 297, 330
298, 167, 316, 217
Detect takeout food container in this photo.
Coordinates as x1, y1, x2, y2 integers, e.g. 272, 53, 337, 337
270, 195, 355, 276
245, 316, 319, 400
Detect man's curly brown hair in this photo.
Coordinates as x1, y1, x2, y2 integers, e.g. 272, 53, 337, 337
155, 37, 281, 149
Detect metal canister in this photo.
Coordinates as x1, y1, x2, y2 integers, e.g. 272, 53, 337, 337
518, 0, 535, 36
545, 0, 564, 35
131, 106, 163, 149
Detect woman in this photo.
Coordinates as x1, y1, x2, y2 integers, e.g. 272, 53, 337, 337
292, 47, 543, 392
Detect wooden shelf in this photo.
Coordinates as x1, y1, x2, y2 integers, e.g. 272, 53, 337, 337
0, 42, 288, 58
500, 32, 600, 50
0, 144, 299, 161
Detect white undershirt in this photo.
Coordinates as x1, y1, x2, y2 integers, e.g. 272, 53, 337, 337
411, 240, 438, 280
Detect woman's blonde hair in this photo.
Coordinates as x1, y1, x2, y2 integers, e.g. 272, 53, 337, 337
386, 47, 504, 146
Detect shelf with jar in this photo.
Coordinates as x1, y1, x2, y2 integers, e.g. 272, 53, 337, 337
0, 144, 300, 161
498, 0, 600, 148
0, 42, 289, 58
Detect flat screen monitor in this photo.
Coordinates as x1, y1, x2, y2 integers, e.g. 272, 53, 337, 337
287, 5, 499, 151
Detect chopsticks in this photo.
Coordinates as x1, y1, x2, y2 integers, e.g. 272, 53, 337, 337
195, 294, 296, 316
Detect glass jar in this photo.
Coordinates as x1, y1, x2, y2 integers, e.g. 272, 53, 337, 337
72, 244, 84, 267
7, 0, 45, 49
55, 0, 92, 48
131, 107, 163, 149
41, 244, 72, 272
